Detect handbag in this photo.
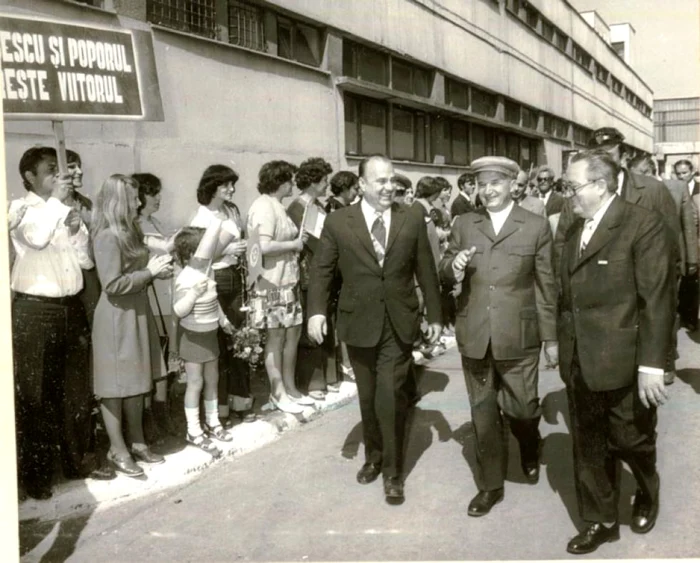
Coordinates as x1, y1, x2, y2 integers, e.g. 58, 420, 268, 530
149, 282, 171, 377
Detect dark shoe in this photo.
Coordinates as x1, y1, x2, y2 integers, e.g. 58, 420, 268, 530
468, 488, 504, 517
383, 477, 405, 505
566, 523, 620, 554
521, 437, 542, 484
631, 488, 659, 534
25, 482, 52, 501
131, 446, 165, 465
664, 371, 675, 385
232, 410, 258, 423
107, 451, 145, 477
88, 461, 117, 481
356, 462, 382, 484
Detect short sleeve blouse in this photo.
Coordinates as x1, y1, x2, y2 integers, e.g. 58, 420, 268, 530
246, 194, 299, 288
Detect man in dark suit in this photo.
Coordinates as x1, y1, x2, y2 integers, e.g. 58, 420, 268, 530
535, 165, 565, 216
553, 127, 679, 278
629, 154, 698, 384
558, 150, 675, 555
307, 155, 442, 505
440, 156, 558, 517
674, 159, 700, 330
450, 168, 478, 218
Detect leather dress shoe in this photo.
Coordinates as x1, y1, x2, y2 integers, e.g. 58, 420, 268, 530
356, 462, 382, 484
631, 488, 659, 534
522, 461, 540, 484
383, 477, 404, 505
566, 522, 620, 554
107, 451, 144, 477
468, 488, 504, 517
131, 446, 165, 465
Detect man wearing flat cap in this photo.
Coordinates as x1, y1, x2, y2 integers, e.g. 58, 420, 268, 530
554, 127, 678, 277
440, 156, 558, 517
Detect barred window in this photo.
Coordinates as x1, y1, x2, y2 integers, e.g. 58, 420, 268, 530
147, 0, 217, 39
228, 0, 266, 52
278, 17, 321, 66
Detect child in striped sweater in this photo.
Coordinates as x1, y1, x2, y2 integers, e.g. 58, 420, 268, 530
173, 227, 235, 456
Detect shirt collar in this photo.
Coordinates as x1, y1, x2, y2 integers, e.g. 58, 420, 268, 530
588, 193, 617, 228
486, 201, 515, 220
360, 198, 391, 222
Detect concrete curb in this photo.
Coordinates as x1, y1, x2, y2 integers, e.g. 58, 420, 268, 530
18, 337, 456, 523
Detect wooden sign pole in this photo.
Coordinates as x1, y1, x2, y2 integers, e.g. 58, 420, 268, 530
52, 120, 68, 175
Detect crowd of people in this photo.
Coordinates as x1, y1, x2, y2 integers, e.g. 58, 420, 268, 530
9, 125, 700, 555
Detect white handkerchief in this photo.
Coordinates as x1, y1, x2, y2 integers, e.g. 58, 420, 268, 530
598, 260, 608, 265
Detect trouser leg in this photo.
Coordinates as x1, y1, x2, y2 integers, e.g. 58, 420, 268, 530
567, 353, 619, 524
462, 352, 506, 491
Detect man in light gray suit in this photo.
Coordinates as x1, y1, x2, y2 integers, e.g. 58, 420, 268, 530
512, 170, 546, 217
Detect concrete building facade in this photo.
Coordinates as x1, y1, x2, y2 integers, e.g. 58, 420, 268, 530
572, 0, 700, 174
3, 0, 654, 223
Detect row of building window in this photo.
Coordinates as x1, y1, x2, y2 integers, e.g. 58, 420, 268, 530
344, 93, 547, 171
145, 0, 324, 67
505, 0, 651, 119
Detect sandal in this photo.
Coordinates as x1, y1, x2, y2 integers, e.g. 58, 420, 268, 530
186, 432, 222, 457
326, 383, 341, 393
203, 423, 233, 443
308, 390, 326, 401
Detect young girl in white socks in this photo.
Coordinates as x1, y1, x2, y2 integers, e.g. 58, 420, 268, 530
173, 225, 236, 455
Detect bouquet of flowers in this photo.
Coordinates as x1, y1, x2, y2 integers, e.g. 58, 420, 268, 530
230, 325, 265, 370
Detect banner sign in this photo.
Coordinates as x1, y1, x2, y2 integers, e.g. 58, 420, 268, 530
0, 14, 146, 119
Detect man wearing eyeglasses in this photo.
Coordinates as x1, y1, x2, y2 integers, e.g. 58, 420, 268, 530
535, 166, 565, 216
440, 156, 557, 518
558, 150, 675, 555
553, 128, 678, 278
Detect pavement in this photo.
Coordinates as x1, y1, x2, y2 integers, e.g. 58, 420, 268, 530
17, 327, 700, 561
17, 337, 456, 524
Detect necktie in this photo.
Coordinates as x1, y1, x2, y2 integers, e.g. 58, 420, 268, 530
372, 213, 386, 250
579, 220, 594, 256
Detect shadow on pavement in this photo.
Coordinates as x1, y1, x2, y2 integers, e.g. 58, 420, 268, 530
20, 511, 93, 562
676, 368, 700, 394
415, 367, 450, 397
403, 407, 452, 479
540, 388, 642, 530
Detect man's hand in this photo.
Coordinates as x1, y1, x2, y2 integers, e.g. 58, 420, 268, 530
307, 314, 327, 345
543, 341, 559, 369
453, 246, 477, 272
64, 209, 81, 236
638, 371, 669, 408
51, 173, 72, 202
688, 263, 698, 276
221, 319, 235, 335
424, 323, 442, 345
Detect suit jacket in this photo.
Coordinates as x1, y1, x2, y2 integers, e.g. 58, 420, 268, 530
664, 179, 699, 274
440, 205, 557, 360
517, 195, 546, 217
558, 197, 676, 392
450, 192, 476, 218
544, 191, 566, 216
554, 169, 680, 278
308, 202, 441, 348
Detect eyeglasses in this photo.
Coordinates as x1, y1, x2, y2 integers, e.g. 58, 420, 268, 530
395, 190, 406, 196
562, 180, 598, 195
515, 183, 527, 187
537, 176, 552, 182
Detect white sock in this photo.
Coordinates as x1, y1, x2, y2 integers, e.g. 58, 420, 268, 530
185, 406, 202, 437
205, 399, 220, 428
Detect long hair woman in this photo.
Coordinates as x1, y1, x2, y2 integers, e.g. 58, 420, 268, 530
91, 174, 173, 476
